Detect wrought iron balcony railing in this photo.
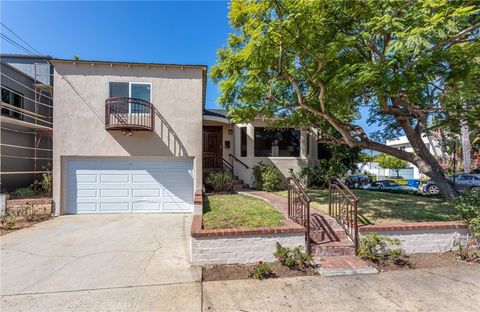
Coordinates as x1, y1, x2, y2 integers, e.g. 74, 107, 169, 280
105, 97, 154, 131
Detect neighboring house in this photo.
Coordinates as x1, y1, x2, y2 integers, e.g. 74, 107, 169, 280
359, 135, 443, 180
51, 58, 316, 215
0, 54, 53, 192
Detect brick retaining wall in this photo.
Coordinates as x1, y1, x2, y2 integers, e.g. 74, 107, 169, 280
190, 215, 306, 265
359, 222, 474, 253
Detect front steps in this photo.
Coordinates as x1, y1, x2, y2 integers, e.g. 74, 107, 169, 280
233, 176, 249, 192
309, 213, 356, 257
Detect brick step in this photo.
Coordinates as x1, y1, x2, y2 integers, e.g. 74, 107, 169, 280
310, 239, 356, 257
309, 229, 349, 243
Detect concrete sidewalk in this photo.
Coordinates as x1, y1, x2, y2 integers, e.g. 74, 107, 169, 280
203, 264, 480, 312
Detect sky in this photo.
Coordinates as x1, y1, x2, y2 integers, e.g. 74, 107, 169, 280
1, 0, 374, 134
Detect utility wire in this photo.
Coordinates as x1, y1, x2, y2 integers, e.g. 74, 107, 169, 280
0, 33, 35, 55
1, 85, 53, 109
1, 73, 54, 101
0, 22, 42, 55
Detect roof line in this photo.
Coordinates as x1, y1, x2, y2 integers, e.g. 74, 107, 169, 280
50, 58, 207, 69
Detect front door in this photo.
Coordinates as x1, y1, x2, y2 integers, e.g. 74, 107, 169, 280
203, 126, 223, 155
203, 126, 223, 175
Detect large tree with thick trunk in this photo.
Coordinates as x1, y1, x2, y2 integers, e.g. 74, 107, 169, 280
212, 0, 480, 200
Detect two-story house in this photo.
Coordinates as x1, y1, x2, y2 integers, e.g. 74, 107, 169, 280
51, 58, 316, 215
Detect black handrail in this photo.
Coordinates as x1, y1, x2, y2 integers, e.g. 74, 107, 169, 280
287, 176, 311, 253
228, 153, 249, 169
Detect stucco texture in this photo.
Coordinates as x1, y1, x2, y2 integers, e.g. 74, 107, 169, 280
52, 61, 204, 214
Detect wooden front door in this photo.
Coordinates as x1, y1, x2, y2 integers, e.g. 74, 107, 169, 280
203, 127, 223, 175
203, 126, 223, 155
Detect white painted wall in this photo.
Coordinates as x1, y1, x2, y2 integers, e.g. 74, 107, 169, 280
361, 228, 473, 254
191, 233, 305, 265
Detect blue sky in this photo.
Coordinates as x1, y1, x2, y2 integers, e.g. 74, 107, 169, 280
1, 0, 373, 133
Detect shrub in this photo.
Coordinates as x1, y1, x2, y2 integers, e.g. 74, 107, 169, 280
15, 187, 36, 199
453, 191, 480, 238
273, 242, 312, 269
40, 171, 53, 196
205, 171, 234, 193
252, 162, 282, 191
18, 205, 37, 222
454, 237, 479, 263
249, 261, 275, 280
358, 233, 403, 264
1, 213, 16, 230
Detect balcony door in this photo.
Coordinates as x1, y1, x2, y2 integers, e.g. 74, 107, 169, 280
109, 82, 151, 113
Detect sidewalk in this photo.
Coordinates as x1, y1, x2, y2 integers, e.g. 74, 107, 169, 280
203, 264, 480, 312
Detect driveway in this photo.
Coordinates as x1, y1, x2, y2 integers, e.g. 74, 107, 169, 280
1, 214, 201, 311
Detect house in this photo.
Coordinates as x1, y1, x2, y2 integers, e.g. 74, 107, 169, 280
359, 135, 443, 180
0, 54, 53, 192
51, 58, 316, 215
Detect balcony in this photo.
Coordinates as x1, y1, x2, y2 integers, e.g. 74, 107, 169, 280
105, 97, 154, 131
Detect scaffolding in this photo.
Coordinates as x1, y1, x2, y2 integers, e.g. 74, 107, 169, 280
0, 62, 53, 188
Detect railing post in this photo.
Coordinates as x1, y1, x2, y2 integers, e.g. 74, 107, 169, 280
328, 178, 332, 216
287, 178, 291, 218
354, 198, 359, 254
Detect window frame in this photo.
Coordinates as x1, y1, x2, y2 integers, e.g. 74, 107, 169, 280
109, 81, 152, 114
1, 87, 24, 120
253, 127, 301, 158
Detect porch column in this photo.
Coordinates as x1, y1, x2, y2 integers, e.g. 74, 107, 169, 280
246, 124, 254, 158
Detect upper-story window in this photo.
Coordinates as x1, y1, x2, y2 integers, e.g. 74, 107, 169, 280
109, 82, 151, 113
254, 127, 300, 157
1, 87, 23, 120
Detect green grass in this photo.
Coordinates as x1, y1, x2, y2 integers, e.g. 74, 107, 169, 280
275, 189, 458, 224
203, 194, 284, 229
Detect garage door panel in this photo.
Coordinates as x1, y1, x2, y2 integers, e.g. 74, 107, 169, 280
100, 174, 130, 183
99, 189, 129, 197
68, 202, 97, 213
132, 189, 162, 197
132, 202, 162, 211
66, 158, 193, 214
100, 202, 129, 212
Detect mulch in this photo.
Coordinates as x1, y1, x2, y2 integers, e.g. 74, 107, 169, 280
202, 262, 318, 281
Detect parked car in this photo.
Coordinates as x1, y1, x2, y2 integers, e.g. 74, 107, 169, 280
344, 175, 373, 188
423, 173, 480, 194
367, 180, 418, 193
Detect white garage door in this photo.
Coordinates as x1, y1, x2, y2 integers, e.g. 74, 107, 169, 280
66, 158, 194, 214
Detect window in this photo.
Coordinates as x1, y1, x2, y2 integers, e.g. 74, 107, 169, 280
1, 87, 23, 120
240, 127, 247, 157
459, 175, 473, 181
109, 82, 151, 113
254, 127, 300, 157
306, 133, 310, 157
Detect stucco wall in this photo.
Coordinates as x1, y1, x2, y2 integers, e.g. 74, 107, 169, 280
52, 61, 204, 215
231, 120, 316, 187
191, 232, 305, 265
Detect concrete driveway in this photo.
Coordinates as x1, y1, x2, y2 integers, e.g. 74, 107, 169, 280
1, 214, 201, 311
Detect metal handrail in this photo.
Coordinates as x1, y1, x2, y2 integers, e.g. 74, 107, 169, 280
228, 153, 249, 169
328, 177, 359, 253
105, 97, 154, 131
203, 152, 233, 173
288, 176, 311, 253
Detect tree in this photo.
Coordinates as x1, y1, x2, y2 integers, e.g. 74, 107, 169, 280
212, 0, 480, 200
375, 154, 409, 178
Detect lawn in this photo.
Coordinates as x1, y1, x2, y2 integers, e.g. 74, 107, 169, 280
275, 189, 458, 224
203, 194, 284, 229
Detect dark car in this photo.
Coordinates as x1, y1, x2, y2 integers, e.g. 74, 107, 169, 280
423, 173, 480, 194
344, 175, 373, 188
367, 180, 418, 192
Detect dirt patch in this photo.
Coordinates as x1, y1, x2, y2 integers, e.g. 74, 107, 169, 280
1, 205, 53, 236
203, 262, 318, 281
371, 250, 480, 272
